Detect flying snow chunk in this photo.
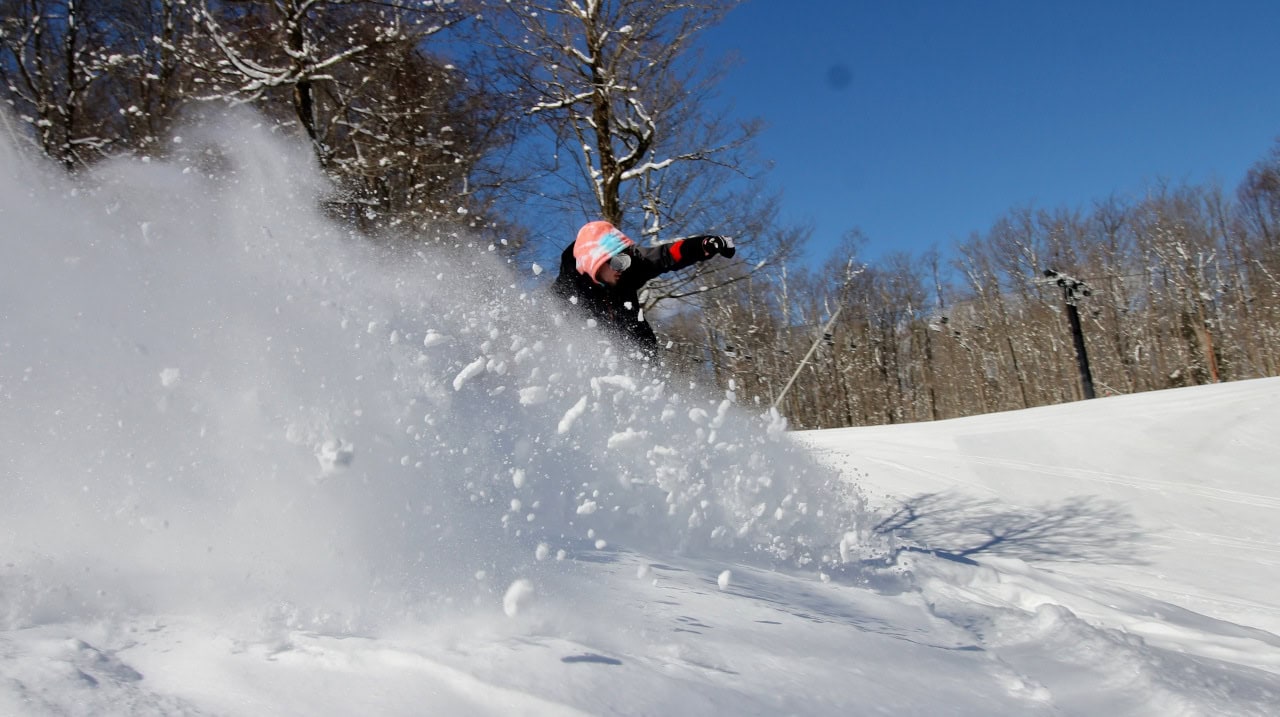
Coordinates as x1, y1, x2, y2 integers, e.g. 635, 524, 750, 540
576, 500, 599, 515
422, 330, 449, 348
531, 263, 544, 276
503, 578, 535, 617
452, 356, 486, 391
765, 407, 788, 437
591, 374, 638, 394
316, 439, 355, 474
518, 386, 549, 406
717, 570, 732, 591
710, 399, 731, 429
159, 367, 181, 388
557, 396, 589, 434
839, 532, 859, 563
606, 428, 647, 450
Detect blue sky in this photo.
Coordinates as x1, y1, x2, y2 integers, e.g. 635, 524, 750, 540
702, 0, 1280, 265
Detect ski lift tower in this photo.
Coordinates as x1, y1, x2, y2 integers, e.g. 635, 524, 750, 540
1041, 269, 1096, 400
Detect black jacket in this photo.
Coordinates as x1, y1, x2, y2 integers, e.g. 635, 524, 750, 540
552, 237, 716, 352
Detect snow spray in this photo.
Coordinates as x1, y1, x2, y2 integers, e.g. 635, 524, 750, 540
0, 112, 870, 632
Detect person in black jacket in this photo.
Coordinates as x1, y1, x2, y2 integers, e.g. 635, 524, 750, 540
552, 220, 736, 354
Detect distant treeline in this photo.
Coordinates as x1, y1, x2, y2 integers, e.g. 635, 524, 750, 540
665, 162, 1280, 428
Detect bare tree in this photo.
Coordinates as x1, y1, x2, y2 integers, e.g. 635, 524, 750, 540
483, 1, 801, 287
178, 1, 464, 161
98, 0, 192, 153
173, 1, 527, 239
485, 0, 742, 226
0, 0, 130, 166
1239, 142, 1280, 251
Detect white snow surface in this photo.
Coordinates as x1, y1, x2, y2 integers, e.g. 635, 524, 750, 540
2, 117, 1279, 715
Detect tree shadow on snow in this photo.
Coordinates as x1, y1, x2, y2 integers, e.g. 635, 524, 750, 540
871, 491, 1146, 566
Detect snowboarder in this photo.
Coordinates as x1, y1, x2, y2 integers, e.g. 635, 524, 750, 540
552, 220, 736, 355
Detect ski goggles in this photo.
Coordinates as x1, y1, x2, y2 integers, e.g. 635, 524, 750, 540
608, 252, 632, 273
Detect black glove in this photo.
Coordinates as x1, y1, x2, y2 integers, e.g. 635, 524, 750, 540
701, 235, 736, 258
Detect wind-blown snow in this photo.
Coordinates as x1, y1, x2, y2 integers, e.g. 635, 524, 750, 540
3, 115, 1278, 716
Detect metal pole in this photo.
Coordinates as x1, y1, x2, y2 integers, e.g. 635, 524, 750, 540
1064, 292, 1096, 400
1044, 269, 1096, 400
772, 261, 863, 414
772, 305, 843, 411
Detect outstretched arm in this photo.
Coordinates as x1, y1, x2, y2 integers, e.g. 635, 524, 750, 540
628, 235, 736, 283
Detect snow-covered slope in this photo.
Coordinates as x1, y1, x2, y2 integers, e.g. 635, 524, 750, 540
2, 117, 1278, 715
799, 378, 1280, 668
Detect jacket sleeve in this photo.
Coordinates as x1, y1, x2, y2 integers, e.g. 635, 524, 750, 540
627, 236, 717, 284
